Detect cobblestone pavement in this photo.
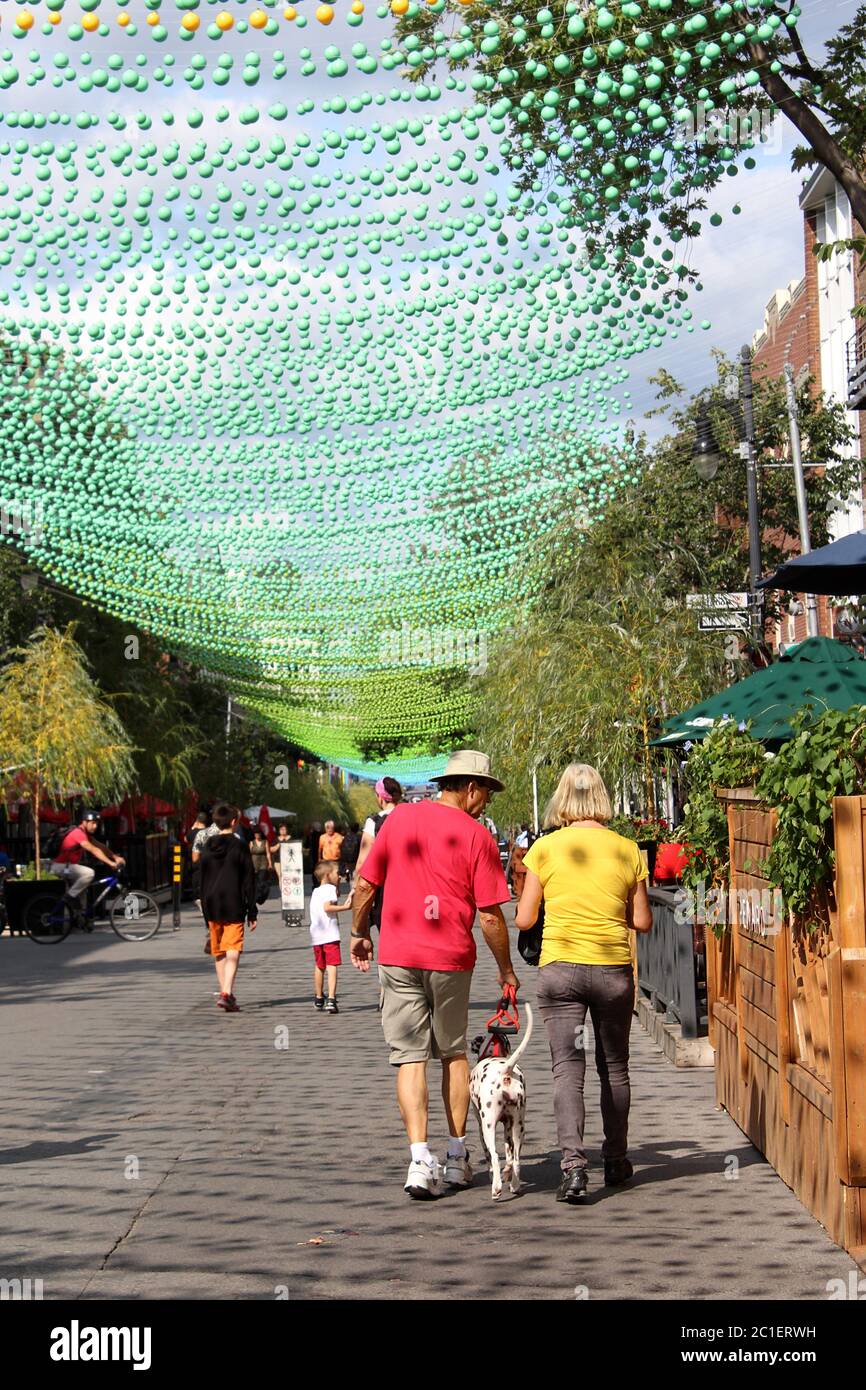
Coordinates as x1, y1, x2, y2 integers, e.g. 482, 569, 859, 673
0, 894, 858, 1301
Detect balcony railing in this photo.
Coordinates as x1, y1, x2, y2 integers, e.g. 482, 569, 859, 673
845, 316, 866, 410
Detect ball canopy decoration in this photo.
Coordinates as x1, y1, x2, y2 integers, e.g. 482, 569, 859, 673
0, 1, 759, 779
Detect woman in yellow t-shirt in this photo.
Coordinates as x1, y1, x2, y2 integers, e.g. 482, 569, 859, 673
516, 764, 652, 1205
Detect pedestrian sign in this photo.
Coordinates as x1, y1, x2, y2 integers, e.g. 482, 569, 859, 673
279, 841, 304, 929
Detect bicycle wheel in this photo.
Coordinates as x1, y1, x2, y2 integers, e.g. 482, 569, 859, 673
110, 889, 161, 942
24, 893, 73, 944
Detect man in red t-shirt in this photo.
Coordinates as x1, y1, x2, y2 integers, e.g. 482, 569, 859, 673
351, 750, 518, 1200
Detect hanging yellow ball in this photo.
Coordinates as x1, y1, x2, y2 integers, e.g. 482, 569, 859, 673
351, 0, 364, 12
391, 0, 409, 13
181, 12, 199, 29
249, 8, 267, 26
146, 12, 160, 25
215, 10, 234, 30
16, 11, 35, 30
315, 3, 334, 23
284, 5, 297, 18
48, 10, 62, 21
81, 11, 99, 29
117, 10, 131, 24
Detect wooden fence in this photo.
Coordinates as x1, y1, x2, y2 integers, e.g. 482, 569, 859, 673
707, 789, 866, 1266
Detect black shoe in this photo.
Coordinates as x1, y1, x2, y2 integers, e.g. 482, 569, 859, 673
604, 1157, 634, 1187
314, 997, 325, 1011
556, 1168, 589, 1204
325, 997, 338, 1014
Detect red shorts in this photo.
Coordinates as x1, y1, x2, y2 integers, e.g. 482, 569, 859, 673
313, 942, 342, 968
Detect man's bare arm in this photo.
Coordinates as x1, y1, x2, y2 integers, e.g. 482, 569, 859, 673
478, 905, 519, 992
350, 877, 377, 973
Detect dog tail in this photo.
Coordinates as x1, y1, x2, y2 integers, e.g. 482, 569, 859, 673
502, 1002, 533, 1075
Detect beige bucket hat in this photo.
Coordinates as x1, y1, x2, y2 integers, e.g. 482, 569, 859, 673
430, 749, 505, 792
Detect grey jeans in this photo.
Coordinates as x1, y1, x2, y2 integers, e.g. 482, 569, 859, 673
536, 961, 634, 1173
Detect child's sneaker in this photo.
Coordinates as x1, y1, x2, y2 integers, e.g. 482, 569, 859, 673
325, 997, 338, 1014
314, 997, 325, 1011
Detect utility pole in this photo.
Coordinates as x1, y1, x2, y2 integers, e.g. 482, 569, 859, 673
739, 345, 764, 648
783, 362, 820, 638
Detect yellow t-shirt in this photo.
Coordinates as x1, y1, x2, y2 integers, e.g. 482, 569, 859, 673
523, 825, 648, 967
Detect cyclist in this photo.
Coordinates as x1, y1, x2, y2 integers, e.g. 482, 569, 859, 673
50, 810, 125, 921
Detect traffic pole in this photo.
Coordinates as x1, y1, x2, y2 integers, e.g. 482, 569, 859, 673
739, 345, 764, 648
171, 842, 182, 931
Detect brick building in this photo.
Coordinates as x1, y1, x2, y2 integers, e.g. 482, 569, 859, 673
749, 169, 865, 649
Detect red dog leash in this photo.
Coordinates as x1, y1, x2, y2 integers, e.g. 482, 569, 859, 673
475, 984, 520, 1060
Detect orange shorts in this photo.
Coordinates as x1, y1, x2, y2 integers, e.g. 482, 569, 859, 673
208, 920, 244, 958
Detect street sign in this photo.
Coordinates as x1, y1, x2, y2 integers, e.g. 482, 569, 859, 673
699, 613, 750, 631
686, 592, 749, 610
279, 841, 305, 928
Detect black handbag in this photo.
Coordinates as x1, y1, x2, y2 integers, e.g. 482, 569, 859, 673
516, 826, 557, 966
518, 900, 544, 966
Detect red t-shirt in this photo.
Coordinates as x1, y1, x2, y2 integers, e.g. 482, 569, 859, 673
359, 801, 509, 972
54, 827, 89, 865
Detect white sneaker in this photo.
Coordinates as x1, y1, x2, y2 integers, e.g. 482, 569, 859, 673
444, 1152, 473, 1188
404, 1156, 442, 1200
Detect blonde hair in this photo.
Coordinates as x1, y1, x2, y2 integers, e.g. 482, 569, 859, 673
544, 763, 612, 828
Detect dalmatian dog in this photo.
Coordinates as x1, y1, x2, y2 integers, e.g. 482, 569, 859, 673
469, 1004, 533, 1200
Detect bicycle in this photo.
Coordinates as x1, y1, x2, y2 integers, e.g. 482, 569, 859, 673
24, 869, 162, 945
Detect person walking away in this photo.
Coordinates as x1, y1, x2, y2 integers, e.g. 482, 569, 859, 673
339, 821, 361, 891
318, 820, 343, 867
199, 803, 258, 1013
351, 751, 518, 1200
191, 809, 220, 954
250, 825, 273, 905
50, 810, 125, 922
515, 764, 652, 1204
309, 862, 354, 1013
510, 823, 531, 900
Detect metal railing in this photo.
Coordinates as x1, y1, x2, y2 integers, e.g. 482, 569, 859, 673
637, 887, 708, 1040
845, 317, 866, 409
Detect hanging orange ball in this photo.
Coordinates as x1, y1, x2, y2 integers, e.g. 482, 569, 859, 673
48, 10, 62, 21
315, 3, 334, 23
16, 11, 35, 30
351, 0, 364, 11
249, 8, 267, 27
215, 10, 234, 30
117, 11, 131, 25
283, 5, 297, 17
181, 12, 199, 29
392, 0, 409, 11
81, 12, 99, 29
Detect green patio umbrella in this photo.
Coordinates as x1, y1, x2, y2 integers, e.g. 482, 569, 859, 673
653, 637, 866, 746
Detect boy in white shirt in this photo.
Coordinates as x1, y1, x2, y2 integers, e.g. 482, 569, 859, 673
310, 862, 353, 1014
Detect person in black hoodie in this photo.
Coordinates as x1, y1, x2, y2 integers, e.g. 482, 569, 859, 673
199, 802, 258, 1013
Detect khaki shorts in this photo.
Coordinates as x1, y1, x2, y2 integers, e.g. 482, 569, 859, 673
379, 966, 473, 1066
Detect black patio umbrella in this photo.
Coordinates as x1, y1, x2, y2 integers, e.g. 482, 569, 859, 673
758, 530, 866, 596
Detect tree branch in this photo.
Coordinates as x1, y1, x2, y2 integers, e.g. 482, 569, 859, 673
751, 41, 866, 234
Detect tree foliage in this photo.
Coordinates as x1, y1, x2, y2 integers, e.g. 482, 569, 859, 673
397, 2, 866, 276
0, 626, 136, 875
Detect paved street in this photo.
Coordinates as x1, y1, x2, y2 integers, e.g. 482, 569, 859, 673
0, 894, 858, 1302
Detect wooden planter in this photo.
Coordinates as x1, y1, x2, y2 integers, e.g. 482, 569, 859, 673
707, 789, 866, 1267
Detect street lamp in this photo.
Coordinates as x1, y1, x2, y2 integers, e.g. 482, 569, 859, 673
691, 406, 722, 482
